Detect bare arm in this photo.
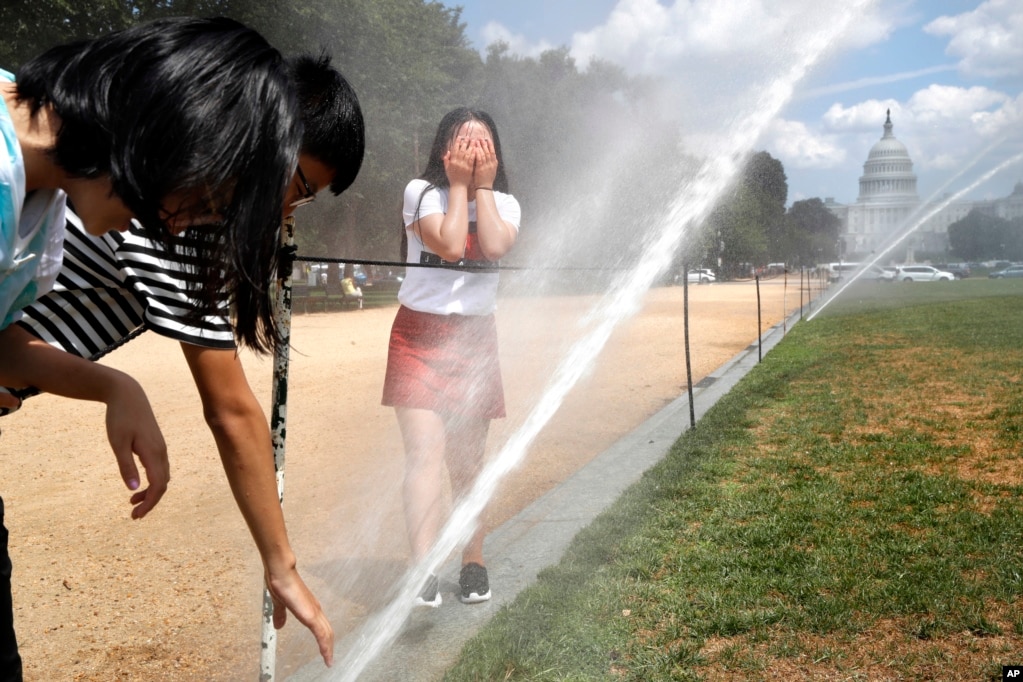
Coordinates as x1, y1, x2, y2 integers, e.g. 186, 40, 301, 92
0, 324, 169, 518
414, 138, 474, 261
472, 188, 516, 261
415, 136, 516, 261
180, 342, 334, 666
471, 137, 517, 260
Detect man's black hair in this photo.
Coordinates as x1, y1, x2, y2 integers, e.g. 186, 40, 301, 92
289, 53, 365, 196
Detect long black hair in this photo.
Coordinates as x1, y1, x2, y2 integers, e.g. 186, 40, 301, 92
16, 17, 300, 352
420, 108, 508, 193
404, 107, 510, 259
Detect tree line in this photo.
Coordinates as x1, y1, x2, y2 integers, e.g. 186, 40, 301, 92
1, 0, 847, 282
947, 209, 1023, 262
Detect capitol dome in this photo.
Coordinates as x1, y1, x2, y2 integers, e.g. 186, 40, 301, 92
827, 110, 1021, 260
857, 110, 919, 202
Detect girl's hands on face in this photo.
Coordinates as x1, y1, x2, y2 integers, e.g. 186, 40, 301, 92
443, 135, 477, 188
472, 137, 498, 189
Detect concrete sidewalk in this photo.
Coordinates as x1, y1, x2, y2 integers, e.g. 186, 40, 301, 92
292, 310, 802, 682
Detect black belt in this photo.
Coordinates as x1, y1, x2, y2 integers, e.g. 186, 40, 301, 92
420, 252, 498, 272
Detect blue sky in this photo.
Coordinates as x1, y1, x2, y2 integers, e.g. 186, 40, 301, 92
453, 0, 1023, 206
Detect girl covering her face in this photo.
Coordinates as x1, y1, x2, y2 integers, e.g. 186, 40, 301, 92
383, 108, 521, 608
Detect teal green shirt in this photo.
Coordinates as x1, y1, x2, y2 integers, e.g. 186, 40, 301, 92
0, 68, 66, 329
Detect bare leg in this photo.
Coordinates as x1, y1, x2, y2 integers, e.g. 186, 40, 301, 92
444, 414, 490, 567
395, 407, 447, 562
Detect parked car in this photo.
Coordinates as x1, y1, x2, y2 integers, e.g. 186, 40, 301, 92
895, 265, 955, 282
686, 268, 716, 284
879, 266, 898, 282
935, 263, 971, 279
859, 265, 892, 282
988, 264, 1023, 279
826, 262, 861, 282
826, 263, 889, 282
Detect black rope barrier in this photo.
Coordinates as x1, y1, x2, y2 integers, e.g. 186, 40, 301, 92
0, 240, 799, 419
293, 253, 798, 280
294, 255, 626, 273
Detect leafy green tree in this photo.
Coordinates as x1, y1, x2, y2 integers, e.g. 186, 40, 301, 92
743, 151, 787, 263
784, 198, 842, 266
1011, 218, 1023, 262
700, 151, 786, 278
744, 151, 788, 206
246, 0, 482, 263
0, 0, 472, 264
947, 208, 1023, 261
0, 1, 124, 67
0, 0, 693, 279
0, 0, 231, 68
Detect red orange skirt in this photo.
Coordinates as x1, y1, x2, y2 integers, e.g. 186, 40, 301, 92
382, 305, 505, 419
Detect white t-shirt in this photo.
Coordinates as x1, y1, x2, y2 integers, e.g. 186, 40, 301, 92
399, 178, 520, 316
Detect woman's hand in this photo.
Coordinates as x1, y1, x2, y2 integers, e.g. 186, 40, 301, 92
266, 563, 335, 667
472, 137, 498, 189
443, 135, 477, 189
103, 372, 170, 519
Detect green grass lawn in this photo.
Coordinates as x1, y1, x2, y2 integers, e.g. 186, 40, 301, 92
445, 278, 1023, 681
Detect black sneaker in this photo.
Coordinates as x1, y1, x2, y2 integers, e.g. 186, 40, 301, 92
414, 574, 441, 608
458, 563, 491, 604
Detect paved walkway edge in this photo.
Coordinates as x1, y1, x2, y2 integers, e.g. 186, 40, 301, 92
294, 309, 804, 682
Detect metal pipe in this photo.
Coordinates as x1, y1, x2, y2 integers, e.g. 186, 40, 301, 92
756, 274, 762, 363
683, 264, 695, 429
260, 215, 297, 681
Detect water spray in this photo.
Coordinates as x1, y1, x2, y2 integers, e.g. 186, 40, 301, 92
315, 4, 878, 680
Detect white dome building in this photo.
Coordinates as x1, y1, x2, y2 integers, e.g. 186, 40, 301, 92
844, 110, 921, 255
824, 111, 1023, 262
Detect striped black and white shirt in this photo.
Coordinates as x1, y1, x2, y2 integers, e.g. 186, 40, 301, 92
17, 212, 235, 360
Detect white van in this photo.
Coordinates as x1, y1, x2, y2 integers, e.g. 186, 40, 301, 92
826, 262, 860, 282
827, 262, 892, 283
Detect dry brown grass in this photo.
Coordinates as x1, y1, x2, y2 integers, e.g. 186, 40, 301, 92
690, 328, 1023, 681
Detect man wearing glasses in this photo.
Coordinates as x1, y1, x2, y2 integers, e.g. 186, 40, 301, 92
3, 54, 364, 666
292, 162, 319, 209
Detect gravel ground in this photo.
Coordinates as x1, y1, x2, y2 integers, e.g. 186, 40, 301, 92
0, 279, 805, 680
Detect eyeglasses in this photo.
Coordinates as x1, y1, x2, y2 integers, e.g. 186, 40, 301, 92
289, 164, 316, 208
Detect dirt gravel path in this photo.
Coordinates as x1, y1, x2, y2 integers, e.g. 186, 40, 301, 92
0, 279, 807, 680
